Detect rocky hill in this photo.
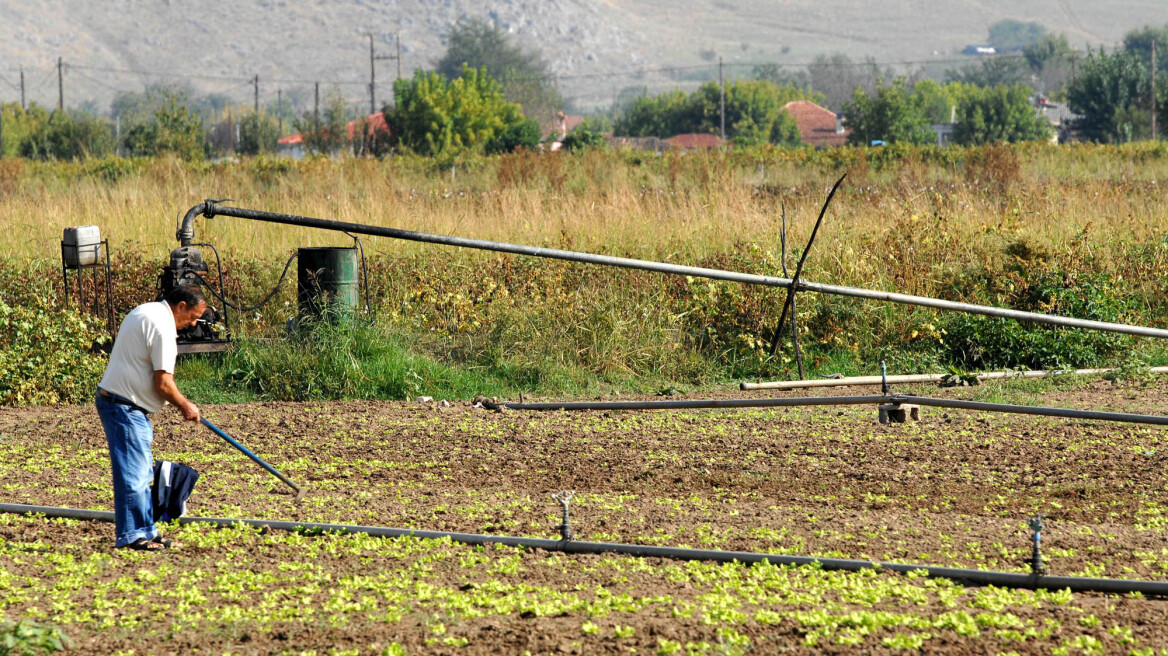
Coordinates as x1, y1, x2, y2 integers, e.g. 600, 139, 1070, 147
0, 0, 1159, 113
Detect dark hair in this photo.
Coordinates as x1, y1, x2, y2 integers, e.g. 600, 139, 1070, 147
164, 283, 206, 308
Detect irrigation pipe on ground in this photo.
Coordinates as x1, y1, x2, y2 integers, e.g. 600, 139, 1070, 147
3, 502, 1166, 596
176, 202, 1168, 340
741, 367, 1168, 391
488, 394, 1168, 427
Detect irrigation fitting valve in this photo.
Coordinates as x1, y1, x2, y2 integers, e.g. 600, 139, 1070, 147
550, 491, 575, 541
1027, 515, 1047, 575
881, 360, 890, 395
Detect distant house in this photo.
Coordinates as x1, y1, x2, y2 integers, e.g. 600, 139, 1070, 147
929, 105, 957, 146
277, 111, 391, 158
664, 133, 724, 150
1035, 97, 1081, 144
784, 100, 850, 148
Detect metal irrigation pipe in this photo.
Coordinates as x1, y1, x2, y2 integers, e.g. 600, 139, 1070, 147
3, 502, 1167, 595
488, 394, 1168, 427
176, 202, 1168, 340
740, 367, 1168, 391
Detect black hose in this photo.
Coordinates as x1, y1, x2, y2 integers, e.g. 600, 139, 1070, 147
191, 252, 298, 314
2, 502, 1166, 596
490, 394, 1168, 427
343, 231, 373, 317
192, 242, 230, 338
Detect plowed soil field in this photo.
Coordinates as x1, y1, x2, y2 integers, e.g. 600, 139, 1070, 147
3, 379, 1168, 655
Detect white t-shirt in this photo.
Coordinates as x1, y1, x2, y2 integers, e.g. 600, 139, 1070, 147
99, 301, 178, 413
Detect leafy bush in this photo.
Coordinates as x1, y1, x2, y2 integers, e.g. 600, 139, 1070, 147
485, 117, 541, 154
122, 93, 205, 160
218, 317, 524, 401
18, 111, 114, 161
0, 297, 110, 405
237, 111, 280, 155
560, 126, 606, 152
940, 268, 1131, 370
387, 66, 527, 161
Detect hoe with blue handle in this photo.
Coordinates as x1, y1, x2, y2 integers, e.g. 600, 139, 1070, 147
201, 418, 305, 502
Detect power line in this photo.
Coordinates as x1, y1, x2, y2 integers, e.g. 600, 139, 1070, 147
67, 62, 366, 87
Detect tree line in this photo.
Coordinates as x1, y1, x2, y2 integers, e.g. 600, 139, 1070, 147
1, 20, 1165, 161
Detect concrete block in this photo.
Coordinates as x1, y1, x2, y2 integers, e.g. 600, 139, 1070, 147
878, 403, 920, 424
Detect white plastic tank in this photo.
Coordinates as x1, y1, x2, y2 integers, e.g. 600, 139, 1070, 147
62, 225, 102, 268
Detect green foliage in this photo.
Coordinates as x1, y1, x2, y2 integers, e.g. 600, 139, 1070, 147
485, 116, 541, 154
987, 19, 1047, 52
388, 66, 526, 161
945, 57, 1029, 88
237, 111, 280, 156
751, 64, 815, 97
293, 90, 352, 156
436, 17, 562, 122
912, 80, 963, 124
940, 263, 1131, 370
217, 317, 523, 401
614, 90, 689, 138
1, 104, 49, 157
1067, 48, 1152, 143
1122, 24, 1168, 71
953, 85, 1052, 145
843, 78, 934, 145
560, 126, 606, 152
0, 297, 109, 406
1023, 34, 1079, 96
16, 110, 114, 161
0, 619, 73, 655
806, 53, 894, 112
613, 80, 811, 146
1024, 34, 1075, 74
122, 93, 205, 160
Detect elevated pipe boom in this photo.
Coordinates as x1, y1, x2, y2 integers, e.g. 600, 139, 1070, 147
177, 203, 1168, 339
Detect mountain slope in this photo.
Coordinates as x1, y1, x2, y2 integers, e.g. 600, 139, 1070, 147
0, 0, 1158, 113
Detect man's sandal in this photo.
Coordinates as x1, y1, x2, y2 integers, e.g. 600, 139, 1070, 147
151, 536, 179, 549
123, 538, 166, 551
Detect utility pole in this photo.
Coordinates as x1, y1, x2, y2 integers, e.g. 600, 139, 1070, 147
369, 33, 400, 113
253, 75, 259, 113
19, 66, 26, 109
369, 33, 376, 115
719, 56, 725, 141
314, 81, 320, 132
57, 56, 64, 112
277, 88, 283, 134
1152, 39, 1158, 141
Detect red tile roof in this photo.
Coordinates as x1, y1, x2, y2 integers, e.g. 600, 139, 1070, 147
278, 112, 390, 146
664, 133, 723, 150
784, 101, 850, 148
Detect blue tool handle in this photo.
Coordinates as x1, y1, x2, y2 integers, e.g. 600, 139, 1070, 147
201, 417, 302, 496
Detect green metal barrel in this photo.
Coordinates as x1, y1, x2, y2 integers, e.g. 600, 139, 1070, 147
297, 247, 359, 320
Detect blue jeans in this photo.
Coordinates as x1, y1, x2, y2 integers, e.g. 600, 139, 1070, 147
96, 393, 159, 547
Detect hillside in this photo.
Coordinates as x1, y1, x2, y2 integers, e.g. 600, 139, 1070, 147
0, 0, 1159, 114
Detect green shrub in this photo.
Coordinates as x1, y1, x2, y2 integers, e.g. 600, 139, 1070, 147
940, 268, 1131, 370
561, 126, 607, 152
0, 297, 109, 405
217, 317, 518, 401
486, 117, 541, 154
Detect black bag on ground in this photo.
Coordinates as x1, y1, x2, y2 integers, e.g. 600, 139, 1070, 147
151, 461, 199, 522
